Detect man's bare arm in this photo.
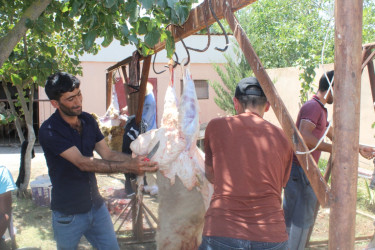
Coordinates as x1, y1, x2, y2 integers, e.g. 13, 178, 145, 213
60, 145, 158, 175
299, 119, 332, 153
300, 120, 375, 159
94, 139, 132, 161
205, 163, 215, 184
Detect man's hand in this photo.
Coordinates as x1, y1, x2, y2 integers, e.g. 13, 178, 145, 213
125, 155, 158, 175
359, 145, 375, 160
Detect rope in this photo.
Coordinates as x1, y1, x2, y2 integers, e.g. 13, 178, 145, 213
296, 120, 332, 155
320, 16, 335, 100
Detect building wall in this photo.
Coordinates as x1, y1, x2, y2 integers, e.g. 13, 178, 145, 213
264, 65, 375, 166
38, 61, 227, 127
38, 58, 375, 167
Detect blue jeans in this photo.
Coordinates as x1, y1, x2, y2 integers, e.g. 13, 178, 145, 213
283, 163, 317, 229
199, 236, 288, 250
52, 203, 119, 250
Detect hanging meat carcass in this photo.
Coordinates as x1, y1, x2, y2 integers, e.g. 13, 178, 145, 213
130, 65, 213, 249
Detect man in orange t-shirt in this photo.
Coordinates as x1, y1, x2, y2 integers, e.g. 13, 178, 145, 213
199, 77, 293, 250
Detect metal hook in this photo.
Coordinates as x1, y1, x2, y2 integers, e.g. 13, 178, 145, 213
208, 0, 229, 52
172, 52, 179, 68
186, 17, 211, 52
179, 37, 190, 66
152, 53, 166, 74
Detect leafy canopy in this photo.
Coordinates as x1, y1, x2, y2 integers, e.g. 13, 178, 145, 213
0, 0, 197, 86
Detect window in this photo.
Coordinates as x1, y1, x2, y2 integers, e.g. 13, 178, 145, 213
180, 79, 209, 100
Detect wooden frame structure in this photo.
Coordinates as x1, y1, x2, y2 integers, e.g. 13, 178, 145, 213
107, 0, 374, 248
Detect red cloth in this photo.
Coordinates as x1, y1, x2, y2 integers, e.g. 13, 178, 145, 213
203, 112, 293, 243
293, 95, 328, 164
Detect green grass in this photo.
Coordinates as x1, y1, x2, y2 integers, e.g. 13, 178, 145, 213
10, 193, 92, 249
318, 158, 375, 214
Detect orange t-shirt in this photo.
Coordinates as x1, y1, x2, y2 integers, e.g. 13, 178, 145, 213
203, 112, 293, 243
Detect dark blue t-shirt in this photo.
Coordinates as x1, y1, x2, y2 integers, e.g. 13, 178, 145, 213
39, 110, 104, 214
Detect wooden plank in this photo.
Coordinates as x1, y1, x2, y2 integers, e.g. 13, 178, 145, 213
107, 0, 257, 72
363, 42, 375, 49
154, 0, 257, 53
362, 49, 375, 71
135, 56, 152, 126
224, 4, 331, 207
106, 72, 113, 110
368, 59, 375, 111
329, 0, 363, 248
305, 156, 333, 247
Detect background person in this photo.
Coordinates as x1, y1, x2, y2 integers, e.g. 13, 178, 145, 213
123, 82, 157, 196
283, 70, 375, 249
39, 72, 158, 250
199, 77, 293, 250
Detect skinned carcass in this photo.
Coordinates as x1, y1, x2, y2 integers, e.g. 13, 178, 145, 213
130, 66, 213, 250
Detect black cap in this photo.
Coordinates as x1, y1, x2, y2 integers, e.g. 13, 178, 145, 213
235, 77, 265, 98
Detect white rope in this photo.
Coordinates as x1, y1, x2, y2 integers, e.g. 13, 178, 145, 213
321, 16, 335, 100
296, 120, 332, 155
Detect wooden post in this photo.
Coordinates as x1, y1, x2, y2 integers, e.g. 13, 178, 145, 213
133, 56, 152, 241
224, 1, 331, 207
306, 156, 333, 247
106, 72, 113, 110
329, 0, 363, 248
135, 56, 152, 125
362, 47, 375, 112
368, 59, 375, 112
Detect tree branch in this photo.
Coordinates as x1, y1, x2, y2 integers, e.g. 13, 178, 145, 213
0, 0, 52, 68
1, 80, 25, 143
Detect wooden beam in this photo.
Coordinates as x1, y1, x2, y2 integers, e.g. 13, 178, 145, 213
154, 0, 257, 53
108, 56, 133, 72
368, 60, 375, 112
363, 42, 375, 50
305, 155, 333, 247
135, 56, 152, 125
106, 72, 113, 110
224, 2, 331, 207
329, 0, 363, 248
362, 49, 375, 71
107, 0, 257, 72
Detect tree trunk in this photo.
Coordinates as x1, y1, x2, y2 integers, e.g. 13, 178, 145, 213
0, 0, 52, 69
1, 81, 25, 143
15, 84, 36, 196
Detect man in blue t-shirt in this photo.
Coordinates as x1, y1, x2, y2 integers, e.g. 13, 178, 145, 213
0, 166, 17, 244
142, 82, 157, 130
39, 72, 158, 250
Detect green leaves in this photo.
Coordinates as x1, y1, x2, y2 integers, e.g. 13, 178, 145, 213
144, 29, 161, 47
121, 24, 130, 36
11, 74, 22, 85
105, 0, 117, 9
174, 2, 190, 24
165, 30, 175, 58
83, 30, 97, 50
140, 0, 153, 10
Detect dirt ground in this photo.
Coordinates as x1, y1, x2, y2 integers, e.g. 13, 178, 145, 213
1, 145, 375, 249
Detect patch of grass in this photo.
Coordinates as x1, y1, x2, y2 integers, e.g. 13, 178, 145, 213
12, 194, 56, 249
11, 192, 92, 250
357, 178, 375, 214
